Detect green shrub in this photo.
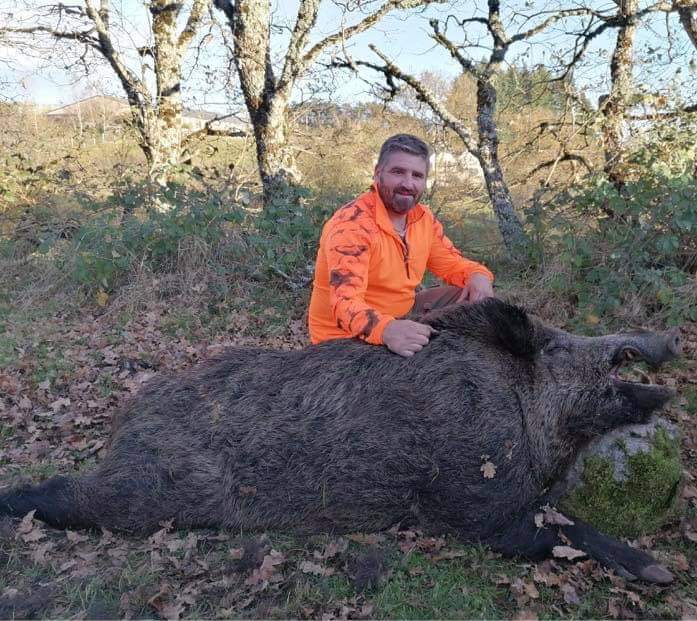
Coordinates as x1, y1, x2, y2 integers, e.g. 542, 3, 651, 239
530, 171, 697, 327
64, 183, 243, 291
245, 184, 336, 289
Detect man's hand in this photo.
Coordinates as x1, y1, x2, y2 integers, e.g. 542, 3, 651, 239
458, 273, 495, 303
383, 319, 436, 357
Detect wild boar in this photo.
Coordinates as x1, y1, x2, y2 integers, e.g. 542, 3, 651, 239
0, 299, 681, 583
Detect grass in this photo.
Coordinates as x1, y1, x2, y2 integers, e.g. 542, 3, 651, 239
3, 521, 693, 620
373, 549, 508, 619
30, 342, 75, 387
684, 386, 697, 415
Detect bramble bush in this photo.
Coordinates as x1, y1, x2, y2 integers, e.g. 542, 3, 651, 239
2, 180, 342, 317
528, 170, 697, 327
246, 183, 338, 290
66, 183, 244, 292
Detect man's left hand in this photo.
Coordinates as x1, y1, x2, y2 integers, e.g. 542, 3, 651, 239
458, 273, 495, 303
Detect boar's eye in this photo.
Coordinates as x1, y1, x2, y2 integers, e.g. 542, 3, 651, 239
542, 341, 569, 356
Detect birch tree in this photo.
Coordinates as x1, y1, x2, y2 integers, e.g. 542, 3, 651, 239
0, 0, 237, 182
212, 0, 444, 205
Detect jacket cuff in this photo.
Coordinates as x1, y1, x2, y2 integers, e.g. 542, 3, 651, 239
365, 315, 395, 345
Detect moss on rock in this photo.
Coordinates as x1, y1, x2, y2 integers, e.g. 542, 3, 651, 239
560, 424, 682, 538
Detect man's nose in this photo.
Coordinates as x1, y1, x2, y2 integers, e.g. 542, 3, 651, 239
403, 174, 418, 189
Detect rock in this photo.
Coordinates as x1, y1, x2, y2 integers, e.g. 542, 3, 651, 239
557, 416, 682, 537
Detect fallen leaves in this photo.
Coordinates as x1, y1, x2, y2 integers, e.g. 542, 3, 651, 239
299, 560, 335, 577
49, 397, 71, 412
511, 577, 540, 602
672, 552, 689, 572
560, 583, 580, 605
682, 484, 697, 500
532, 561, 562, 587
16, 511, 46, 544
229, 546, 245, 560
147, 584, 195, 621
346, 533, 385, 545
680, 516, 697, 543
481, 461, 497, 479
534, 505, 575, 529
314, 538, 348, 561
95, 289, 109, 308
552, 545, 587, 560
430, 549, 469, 562
245, 549, 285, 587
30, 541, 55, 565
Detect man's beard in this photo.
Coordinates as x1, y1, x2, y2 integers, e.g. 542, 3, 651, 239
376, 177, 422, 215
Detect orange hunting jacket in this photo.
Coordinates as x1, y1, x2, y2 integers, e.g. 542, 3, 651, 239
308, 186, 494, 345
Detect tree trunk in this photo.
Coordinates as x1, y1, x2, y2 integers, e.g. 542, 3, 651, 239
228, 0, 301, 204
602, 0, 638, 192
148, 0, 186, 182
678, 5, 697, 178
79, 0, 212, 185
254, 96, 302, 204
475, 77, 529, 253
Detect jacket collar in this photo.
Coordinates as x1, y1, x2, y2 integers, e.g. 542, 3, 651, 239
365, 183, 426, 236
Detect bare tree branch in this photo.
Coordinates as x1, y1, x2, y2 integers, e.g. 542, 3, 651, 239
183, 114, 249, 143
279, 0, 321, 92
83, 0, 149, 103
0, 25, 98, 47
301, 0, 444, 71
509, 8, 595, 44
365, 44, 478, 154
429, 18, 479, 77
678, 3, 697, 48
626, 102, 697, 119
528, 152, 593, 178
179, 0, 213, 50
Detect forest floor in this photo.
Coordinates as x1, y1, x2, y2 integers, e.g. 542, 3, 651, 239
0, 293, 696, 620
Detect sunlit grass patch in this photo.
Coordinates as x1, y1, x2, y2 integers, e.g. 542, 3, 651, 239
372, 547, 511, 620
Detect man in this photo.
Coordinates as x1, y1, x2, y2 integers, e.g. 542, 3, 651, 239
308, 134, 494, 357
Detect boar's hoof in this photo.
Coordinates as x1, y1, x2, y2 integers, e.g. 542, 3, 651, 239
609, 558, 673, 585
639, 564, 674, 584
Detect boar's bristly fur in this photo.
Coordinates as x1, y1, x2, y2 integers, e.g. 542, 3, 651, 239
0, 299, 680, 583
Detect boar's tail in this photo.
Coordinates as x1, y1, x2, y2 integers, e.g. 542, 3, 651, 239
0, 475, 97, 530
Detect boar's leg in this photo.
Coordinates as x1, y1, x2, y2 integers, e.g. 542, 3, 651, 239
0, 468, 198, 534
487, 507, 673, 584
0, 476, 94, 530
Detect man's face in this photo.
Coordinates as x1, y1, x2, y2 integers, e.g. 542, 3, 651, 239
374, 150, 428, 216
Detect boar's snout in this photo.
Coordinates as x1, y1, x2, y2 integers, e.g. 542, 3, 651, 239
612, 328, 682, 370
664, 328, 682, 358
606, 328, 681, 415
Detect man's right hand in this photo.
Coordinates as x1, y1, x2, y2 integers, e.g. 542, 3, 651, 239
382, 319, 436, 357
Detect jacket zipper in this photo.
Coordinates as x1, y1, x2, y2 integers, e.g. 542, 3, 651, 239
401, 235, 410, 278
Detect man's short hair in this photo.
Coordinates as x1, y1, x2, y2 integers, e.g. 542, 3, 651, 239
376, 134, 432, 171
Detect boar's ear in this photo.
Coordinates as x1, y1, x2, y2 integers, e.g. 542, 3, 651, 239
429, 299, 537, 359
482, 299, 537, 359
